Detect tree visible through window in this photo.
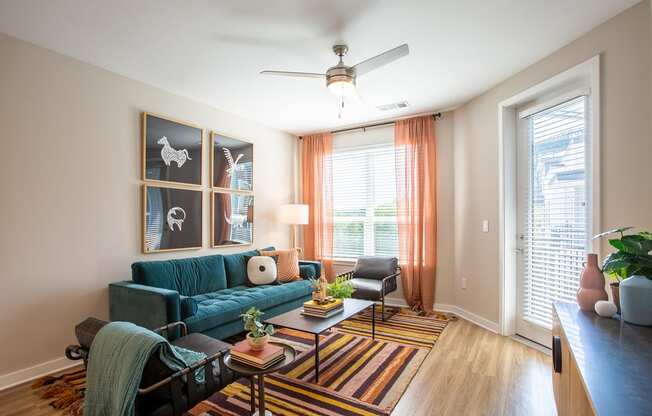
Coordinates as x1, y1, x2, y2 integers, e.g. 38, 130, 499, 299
330, 144, 398, 259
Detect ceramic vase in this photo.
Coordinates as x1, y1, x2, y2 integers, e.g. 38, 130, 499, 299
576, 253, 608, 311
620, 276, 652, 326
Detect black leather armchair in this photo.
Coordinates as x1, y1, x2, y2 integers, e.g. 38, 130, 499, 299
65, 318, 233, 416
338, 256, 400, 321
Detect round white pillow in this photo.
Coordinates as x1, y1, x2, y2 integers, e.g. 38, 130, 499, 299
247, 256, 277, 285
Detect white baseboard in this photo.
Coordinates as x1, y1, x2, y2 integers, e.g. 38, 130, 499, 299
0, 356, 78, 392
385, 299, 500, 334
433, 303, 500, 334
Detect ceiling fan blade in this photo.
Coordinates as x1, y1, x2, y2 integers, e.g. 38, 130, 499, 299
260, 70, 325, 79
353, 44, 409, 76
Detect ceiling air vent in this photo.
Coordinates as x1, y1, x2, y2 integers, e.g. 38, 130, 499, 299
377, 101, 409, 111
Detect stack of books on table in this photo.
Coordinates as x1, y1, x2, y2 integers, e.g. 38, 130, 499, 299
230, 340, 285, 369
302, 298, 344, 318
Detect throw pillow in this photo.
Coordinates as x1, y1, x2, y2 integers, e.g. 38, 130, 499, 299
245, 255, 278, 286
260, 248, 301, 283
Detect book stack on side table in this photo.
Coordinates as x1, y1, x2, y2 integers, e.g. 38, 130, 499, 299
302, 298, 344, 318
230, 340, 285, 369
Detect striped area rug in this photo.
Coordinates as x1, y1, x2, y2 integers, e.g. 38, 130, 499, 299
185, 373, 388, 416
334, 307, 450, 348
278, 332, 429, 410
188, 307, 450, 415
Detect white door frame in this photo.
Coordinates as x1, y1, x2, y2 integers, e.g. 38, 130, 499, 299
497, 56, 601, 337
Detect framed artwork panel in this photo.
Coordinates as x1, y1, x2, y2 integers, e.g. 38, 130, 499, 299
212, 191, 254, 247
143, 113, 203, 186
211, 132, 253, 191
143, 185, 203, 253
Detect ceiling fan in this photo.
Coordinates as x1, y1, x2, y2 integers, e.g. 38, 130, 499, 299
260, 43, 409, 97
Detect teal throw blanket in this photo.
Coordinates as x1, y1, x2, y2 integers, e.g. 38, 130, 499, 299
84, 321, 206, 416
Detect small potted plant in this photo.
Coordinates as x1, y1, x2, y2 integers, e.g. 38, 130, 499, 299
594, 227, 652, 325
310, 278, 323, 301
327, 276, 355, 299
240, 307, 274, 351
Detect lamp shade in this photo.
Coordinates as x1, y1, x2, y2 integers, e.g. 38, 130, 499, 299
279, 204, 309, 225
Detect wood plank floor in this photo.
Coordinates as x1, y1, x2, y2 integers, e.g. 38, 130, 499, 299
0, 318, 556, 415
393, 317, 556, 416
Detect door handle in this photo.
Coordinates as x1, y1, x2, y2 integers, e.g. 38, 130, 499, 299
552, 336, 562, 373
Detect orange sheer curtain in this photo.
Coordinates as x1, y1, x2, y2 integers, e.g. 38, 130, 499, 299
395, 115, 437, 313
301, 133, 334, 281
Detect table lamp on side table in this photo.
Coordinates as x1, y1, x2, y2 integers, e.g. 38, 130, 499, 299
279, 204, 309, 251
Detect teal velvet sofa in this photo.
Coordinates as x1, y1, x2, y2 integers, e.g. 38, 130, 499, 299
109, 247, 321, 340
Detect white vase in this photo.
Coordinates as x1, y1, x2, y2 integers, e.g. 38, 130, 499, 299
620, 275, 652, 326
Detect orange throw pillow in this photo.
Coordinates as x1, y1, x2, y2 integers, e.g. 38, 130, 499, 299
260, 248, 301, 283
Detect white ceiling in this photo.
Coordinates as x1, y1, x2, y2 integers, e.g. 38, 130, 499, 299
0, 0, 640, 135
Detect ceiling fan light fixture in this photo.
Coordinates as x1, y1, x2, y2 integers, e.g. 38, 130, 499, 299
327, 79, 356, 96
261, 43, 409, 101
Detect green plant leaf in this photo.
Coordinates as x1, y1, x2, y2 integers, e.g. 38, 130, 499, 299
620, 235, 652, 255
601, 252, 631, 279
608, 239, 625, 251
639, 231, 652, 240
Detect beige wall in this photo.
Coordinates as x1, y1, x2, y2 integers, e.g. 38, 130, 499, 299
452, 1, 651, 324
0, 33, 296, 378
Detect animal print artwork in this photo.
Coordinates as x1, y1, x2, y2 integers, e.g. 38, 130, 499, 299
167, 207, 186, 231
222, 147, 244, 177
158, 137, 192, 168
224, 212, 247, 228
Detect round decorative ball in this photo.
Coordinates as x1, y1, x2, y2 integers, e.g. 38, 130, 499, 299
594, 300, 617, 318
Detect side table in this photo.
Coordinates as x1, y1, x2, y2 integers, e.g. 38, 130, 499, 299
223, 342, 296, 416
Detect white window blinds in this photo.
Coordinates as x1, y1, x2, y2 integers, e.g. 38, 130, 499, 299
331, 144, 399, 259
521, 95, 588, 328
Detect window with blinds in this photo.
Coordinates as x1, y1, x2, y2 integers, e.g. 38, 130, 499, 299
331, 144, 399, 259
521, 95, 588, 329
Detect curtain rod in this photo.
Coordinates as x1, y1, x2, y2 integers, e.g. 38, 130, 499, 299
300, 112, 442, 138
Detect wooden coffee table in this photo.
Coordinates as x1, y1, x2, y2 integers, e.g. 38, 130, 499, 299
264, 298, 376, 383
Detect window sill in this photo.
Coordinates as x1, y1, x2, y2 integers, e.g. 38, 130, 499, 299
330, 258, 357, 265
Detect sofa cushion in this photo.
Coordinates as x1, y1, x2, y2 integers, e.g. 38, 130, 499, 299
179, 296, 198, 320
299, 264, 317, 280
132, 255, 227, 296
223, 247, 274, 288
245, 255, 278, 286
260, 248, 301, 282
184, 280, 312, 333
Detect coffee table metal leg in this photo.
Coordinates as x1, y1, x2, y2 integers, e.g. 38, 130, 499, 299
314, 333, 320, 383
372, 304, 376, 340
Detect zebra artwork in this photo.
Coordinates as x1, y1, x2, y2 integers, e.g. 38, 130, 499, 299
158, 137, 191, 168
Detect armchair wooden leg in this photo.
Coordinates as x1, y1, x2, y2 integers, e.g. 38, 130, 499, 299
381, 296, 385, 322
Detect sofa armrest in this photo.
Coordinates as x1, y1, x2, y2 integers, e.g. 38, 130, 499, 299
299, 260, 322, 279
109, 281, 181, 330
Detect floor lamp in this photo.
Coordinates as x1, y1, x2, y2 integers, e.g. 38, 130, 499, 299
279, 204, 309, 251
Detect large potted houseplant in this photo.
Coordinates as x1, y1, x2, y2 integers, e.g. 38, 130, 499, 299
240, 307, 274, 351
594, 227, 652, 325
